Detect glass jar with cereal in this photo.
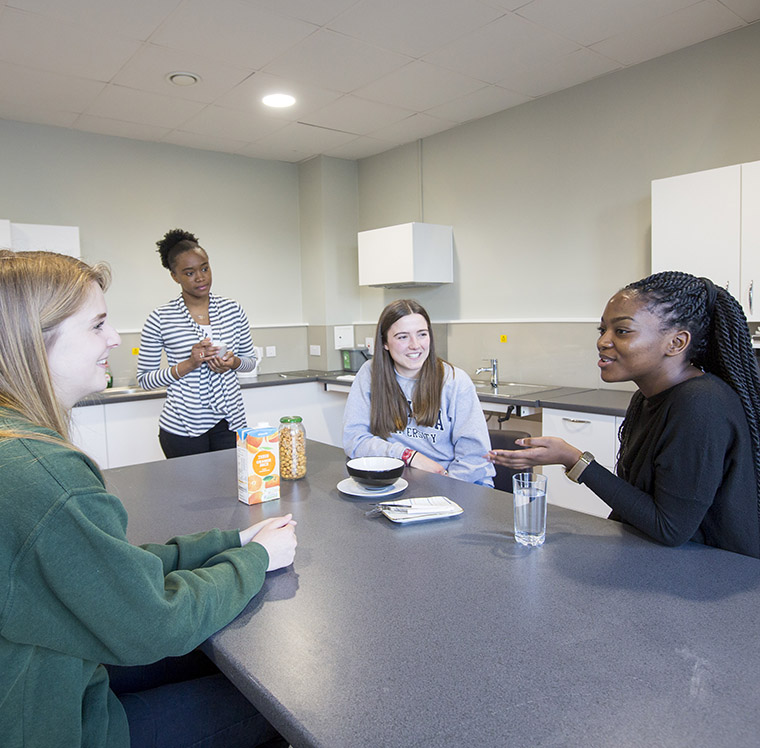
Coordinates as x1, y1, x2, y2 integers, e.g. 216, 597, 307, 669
279, 416, 307, 480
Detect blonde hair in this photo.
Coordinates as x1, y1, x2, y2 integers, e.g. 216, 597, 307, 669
0, 250, 111, 445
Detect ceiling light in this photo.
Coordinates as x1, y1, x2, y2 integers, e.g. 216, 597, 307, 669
166, 71, 201, 87
262, 93, 296, 108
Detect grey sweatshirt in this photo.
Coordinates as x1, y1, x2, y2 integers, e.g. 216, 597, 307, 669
343, 361, 495, 485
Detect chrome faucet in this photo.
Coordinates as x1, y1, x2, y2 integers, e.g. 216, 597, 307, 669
475, 358, 499, 388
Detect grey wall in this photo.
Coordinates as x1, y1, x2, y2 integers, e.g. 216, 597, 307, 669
0, 119, 302, 332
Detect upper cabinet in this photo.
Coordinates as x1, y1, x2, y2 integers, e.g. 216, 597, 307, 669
651, 160, 760, 320
357, 222, 453, 288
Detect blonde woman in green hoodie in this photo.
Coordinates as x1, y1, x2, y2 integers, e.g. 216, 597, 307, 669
0, 250, 295, 748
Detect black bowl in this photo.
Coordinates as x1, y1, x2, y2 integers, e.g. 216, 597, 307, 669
346, 456, 405, 488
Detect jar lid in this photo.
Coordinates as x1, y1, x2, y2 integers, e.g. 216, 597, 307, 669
279, 415, 303, 423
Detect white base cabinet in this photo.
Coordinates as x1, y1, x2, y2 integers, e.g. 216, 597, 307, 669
541, 408, 622, 518
70, 404, 108, 467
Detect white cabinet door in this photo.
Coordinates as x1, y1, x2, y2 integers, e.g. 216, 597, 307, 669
542, 408, 617, 518
741, 159, 760, 319
70, 404, 108, 467
105, 398, 165, 468
651, 164, 741, 293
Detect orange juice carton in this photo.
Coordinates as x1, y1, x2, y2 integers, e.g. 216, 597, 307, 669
236, 423, 280, 504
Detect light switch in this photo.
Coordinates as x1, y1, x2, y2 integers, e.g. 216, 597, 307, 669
266, 346, 276, 357
310, 345, 321, 356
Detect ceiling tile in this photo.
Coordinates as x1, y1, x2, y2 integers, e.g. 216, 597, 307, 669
263, 28, 412, 93
720, 0, 760, 23
237, 140, 314, 162
424, 84, 531, 122
148, 0, 318, 70
111, 44, 253, 103
161, 129, 250, 154
323, 135, 396, 160
7, 0, 182, 40
515, 0, 701, 47
353, 60, 485, 110
496, 47, 622, 97
214, 72, 342, 120
72, 113, 172, 141
0, 60, 105, 113
244, 0, 360, 26
0, 8, 141, 80
369, 112, 458, 144
327, 0, 504, 58
84, 84, 206, 128
180, 104, 286, 140
591, 0, 746, 65
253, 121, 360, 153
301, 95, 413, 134
423, 11, 580, 83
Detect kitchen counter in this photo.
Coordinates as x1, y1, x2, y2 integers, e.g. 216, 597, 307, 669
107, 443, 760, 748
79, 370, 633, 418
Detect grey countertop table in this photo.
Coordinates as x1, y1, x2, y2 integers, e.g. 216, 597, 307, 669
105, 442, 760, 748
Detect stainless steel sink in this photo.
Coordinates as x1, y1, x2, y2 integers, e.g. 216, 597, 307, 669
106, 386, 143, 395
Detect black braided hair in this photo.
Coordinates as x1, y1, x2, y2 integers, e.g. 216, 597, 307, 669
617, 270, 760, 529
155, 229, 201, 270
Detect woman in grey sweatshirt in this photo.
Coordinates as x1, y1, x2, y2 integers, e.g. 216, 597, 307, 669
343, 299, 495, 486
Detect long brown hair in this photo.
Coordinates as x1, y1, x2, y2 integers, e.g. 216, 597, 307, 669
370, 299, 445, 437
0, 250, 111, 446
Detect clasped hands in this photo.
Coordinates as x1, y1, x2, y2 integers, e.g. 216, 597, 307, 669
191, 338, 239, 373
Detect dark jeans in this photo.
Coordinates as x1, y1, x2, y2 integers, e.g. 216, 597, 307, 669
107, 650, 287, 748
159, 419, 236, 459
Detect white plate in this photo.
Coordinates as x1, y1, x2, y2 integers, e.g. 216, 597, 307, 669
337, 477, 408, 498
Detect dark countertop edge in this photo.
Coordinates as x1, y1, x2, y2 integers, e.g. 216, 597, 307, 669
75, 370, 340, 407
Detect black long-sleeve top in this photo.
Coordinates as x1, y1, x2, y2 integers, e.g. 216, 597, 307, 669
580, 373, 759, 559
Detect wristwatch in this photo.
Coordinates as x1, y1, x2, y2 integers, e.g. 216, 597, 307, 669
566, 451, 595, 483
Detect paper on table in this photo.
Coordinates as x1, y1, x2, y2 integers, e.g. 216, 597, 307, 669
380, 496, 463, 523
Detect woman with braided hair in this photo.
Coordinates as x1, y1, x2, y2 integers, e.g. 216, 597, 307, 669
138, 229, 258, 458
488, 271, 760, 558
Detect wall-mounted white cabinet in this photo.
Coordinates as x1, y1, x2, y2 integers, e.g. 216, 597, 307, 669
651, 159, 760, 319
358, 222, 453, 288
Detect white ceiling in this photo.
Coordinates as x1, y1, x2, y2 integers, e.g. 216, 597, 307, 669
0, 0, 758, 163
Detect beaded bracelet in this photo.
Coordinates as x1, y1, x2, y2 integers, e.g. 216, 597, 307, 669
401, 448, 415, 466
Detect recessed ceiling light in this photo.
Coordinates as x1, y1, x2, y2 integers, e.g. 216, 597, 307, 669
262, 93, 296, 108
166, 71, 201, 87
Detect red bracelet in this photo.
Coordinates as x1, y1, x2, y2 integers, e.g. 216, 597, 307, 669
401, 448, 414, 466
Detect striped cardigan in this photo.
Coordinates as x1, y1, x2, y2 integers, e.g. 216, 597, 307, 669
137, 293, 256, 437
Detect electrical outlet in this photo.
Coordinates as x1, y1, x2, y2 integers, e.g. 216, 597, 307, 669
266, 346, 276, 357
334, 325, 354, 350
500, 335, 508, 343
365, 337, 374, 355
310, 345, 321, 356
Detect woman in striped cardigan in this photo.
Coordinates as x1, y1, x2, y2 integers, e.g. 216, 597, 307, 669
137, 229, 258, 458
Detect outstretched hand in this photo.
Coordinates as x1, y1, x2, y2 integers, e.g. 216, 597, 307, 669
486, 436, 582, 471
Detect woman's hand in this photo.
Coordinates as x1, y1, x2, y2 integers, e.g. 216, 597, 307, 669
486, 437, 582, 471
207, 351, 240, 373
189, 338, 217, 369
409, 451, 447, 475
240, 514, 297, 571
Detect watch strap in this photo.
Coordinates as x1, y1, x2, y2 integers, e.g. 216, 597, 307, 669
566, 451, 595, 483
